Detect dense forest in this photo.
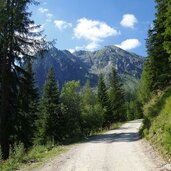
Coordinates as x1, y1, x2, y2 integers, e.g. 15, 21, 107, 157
0, 0, 171, 169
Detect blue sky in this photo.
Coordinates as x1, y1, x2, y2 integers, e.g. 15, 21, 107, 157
30, 0, 156, 56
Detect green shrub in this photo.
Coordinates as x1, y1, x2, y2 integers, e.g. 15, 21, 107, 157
81, 104, 104, 136
1, 143, 25, 171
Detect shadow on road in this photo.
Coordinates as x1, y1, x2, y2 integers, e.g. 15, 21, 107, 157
87, 132, 141, 143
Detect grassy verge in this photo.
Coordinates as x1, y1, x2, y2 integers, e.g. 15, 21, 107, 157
141, 86, 171, 160
0, 144, 68, 171
0, 122, 123, 171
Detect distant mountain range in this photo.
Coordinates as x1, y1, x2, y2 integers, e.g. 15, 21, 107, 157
32, 45, 145, 90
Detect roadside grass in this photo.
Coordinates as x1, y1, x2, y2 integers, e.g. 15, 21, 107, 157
0, 122, 123, 171
0, 144, 68, 171
141, 86, 171, 160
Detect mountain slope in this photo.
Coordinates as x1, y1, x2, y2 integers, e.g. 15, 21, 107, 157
33, 48, 98, 89
73, 45, 144, 79
33, 46, 145, 89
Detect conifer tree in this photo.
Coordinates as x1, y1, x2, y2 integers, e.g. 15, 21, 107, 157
163, 0, 171, 62
35, 67, 60, 144
108, 68, 125, 121
0, 0, 47, 159
97, 74, 111, 126
138, 60, 153, 104
17, 61, 39, 148
139, 0, 171, 107
145, 0, 171, 91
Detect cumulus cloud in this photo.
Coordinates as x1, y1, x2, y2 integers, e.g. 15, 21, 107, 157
74, 18, 119, 42
85, 42, 99, 51
120, 14, 138, 28
38, 7, 49, 13
115, 39, 141, 50
73, 18, 120, 51
54, 20, 72, 30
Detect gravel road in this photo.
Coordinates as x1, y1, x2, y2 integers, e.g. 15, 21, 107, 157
35, 119, 167, 171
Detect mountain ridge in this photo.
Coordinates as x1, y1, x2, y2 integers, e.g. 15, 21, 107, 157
33, 45, 145, 89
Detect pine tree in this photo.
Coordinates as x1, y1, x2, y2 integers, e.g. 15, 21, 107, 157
0, 0, 47, 159
97, 74, 111, 126
16, 61, 39, 148
138, 60, 153, 104
145, 0, 171, 91
35, 67, 60, 144
108, 68, 125, 121
138, 0, 171, 107
163, 0, 171, 62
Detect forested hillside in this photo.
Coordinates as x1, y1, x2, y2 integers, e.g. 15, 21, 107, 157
138, 0, 171, 158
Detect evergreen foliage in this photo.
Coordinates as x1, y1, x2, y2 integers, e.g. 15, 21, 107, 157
108, 68, 125, 121
139, 0, 171, 158
0, 0, 47, 159
163, 0, 171, 62
97, 74, 111, 126
16, 62, 39, 148
35, 67, 60, 144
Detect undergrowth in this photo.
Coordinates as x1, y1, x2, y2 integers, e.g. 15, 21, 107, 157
141, 86, 171, 159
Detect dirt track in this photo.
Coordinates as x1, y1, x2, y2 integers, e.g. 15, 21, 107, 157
35, 120, 167, 171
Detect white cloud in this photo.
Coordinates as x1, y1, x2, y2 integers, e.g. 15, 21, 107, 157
73, 18, 120, 51
68, 49, 75, 53
85, 42, 99, 51
120, 14, 138, 28
68, 42, 99, 52
74, 18, 119, 42
115, 39, 141, 50
38, 7, 49, 13
54, 20, 72, 30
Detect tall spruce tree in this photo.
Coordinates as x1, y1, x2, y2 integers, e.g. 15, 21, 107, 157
17, 61, 39, 148
163, 0, 171, 62
108, 68, 125, 121
97, 74, 111, 126
139, 0, 171, 106
138, 60, 153, 104
145, 0, 171, 91
35, 67, 60, 144
0, 0, 47, 159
